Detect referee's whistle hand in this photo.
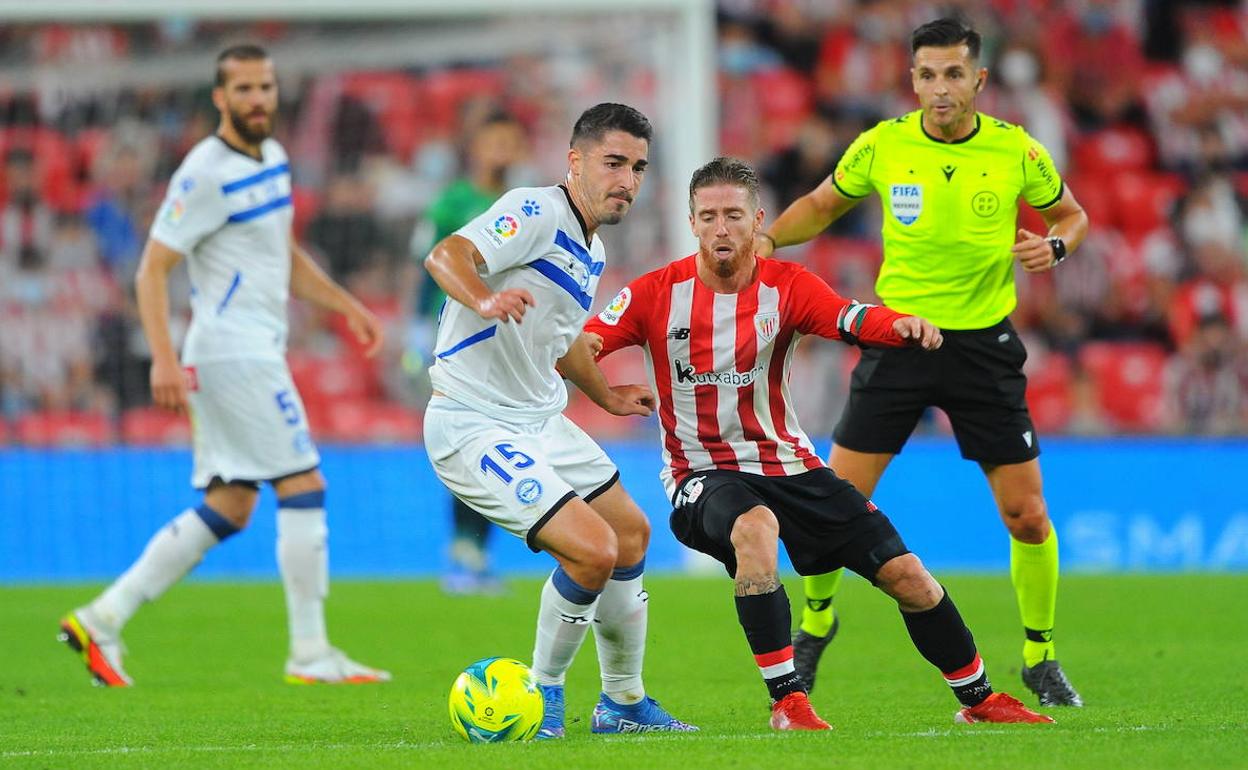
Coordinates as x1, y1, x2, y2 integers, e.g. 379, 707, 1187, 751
894, 317, 943, 350
1012, 228, 1054, 273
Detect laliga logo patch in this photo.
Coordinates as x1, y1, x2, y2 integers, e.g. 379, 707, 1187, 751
890, 184, 922, 225
162, 197, 187, 227
754, 311, 779, 344
516, 478, 543, 505
493, 214, 520, 239
597, 287, 632, 326
481, 212, 521, 247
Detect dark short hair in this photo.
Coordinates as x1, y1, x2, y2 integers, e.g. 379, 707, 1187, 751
688, 156, 760, 212
911, 17, 981, 60
216, 44, 270, 86
570, 103, 652, 147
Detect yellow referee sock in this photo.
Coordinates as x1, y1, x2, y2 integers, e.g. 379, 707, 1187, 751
799, 569, 843, 637
1011, 528, 1060, 667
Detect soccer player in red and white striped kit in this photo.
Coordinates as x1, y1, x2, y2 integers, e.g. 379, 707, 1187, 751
585, 157, 1052, 729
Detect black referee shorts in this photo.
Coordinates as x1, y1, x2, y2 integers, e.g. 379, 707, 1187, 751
668, 468, 909, 582
834, 317, 1040, 465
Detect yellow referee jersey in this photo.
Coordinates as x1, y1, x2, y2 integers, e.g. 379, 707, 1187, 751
831, 110, 1064, 330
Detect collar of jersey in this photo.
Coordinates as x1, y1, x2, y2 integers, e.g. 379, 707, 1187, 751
214, 134, 265, 162
558, 184, 593, 245
918, 112, 981, 145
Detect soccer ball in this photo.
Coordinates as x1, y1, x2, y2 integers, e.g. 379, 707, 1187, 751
448, 657, 544, 743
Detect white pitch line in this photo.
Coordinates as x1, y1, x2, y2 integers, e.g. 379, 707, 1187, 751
0, 724, 1198, 759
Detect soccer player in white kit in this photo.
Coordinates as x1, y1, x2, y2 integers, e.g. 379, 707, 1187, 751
58, 45, 390, 686
423, 103, 696, 737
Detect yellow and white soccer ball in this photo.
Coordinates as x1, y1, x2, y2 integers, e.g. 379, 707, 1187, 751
448, 657, 544, 743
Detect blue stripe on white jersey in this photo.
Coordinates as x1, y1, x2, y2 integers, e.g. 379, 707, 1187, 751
220, 163, 291, 194
554, 229, 605, 277
527, 258, 593, 310
228, 195, 293, 223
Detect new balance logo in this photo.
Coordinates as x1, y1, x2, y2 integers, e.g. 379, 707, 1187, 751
1023, 431, 1033, 448
667, 327, 690, 340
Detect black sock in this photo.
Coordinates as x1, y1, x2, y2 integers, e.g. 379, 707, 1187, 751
900, 589, 993, 707
735, 588, 805, 701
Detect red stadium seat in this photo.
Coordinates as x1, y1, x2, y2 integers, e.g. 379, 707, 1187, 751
422, 69, 507, 134
750, 68, 814, 152
1108, 170, 1186, 237
1024, 351, 1074, 433
120, 407, 191, 446
1072, 125, 1155, 178
288, 351, 377, 408
321, 399, 421, 444
1078, 342, 1168, 432
14, 411, 114, 446
340, 72, 427, 162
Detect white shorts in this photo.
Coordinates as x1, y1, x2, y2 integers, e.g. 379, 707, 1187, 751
187, 359, 321, 489
423, 396, 619, 550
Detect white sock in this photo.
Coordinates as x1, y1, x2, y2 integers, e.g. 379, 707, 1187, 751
277, 503, 330, 662
593, 562, 648, 705
90, 507, 228, 632
531, 568, 600, 686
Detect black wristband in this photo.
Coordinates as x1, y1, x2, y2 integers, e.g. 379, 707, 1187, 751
1047, 236, 1067, 266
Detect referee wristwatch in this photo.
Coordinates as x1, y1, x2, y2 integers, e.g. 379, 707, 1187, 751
1047, 236, 1067, 267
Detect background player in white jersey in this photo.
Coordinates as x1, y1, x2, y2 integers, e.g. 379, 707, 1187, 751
586, 157, 1053, 729
58, 45, 390, 687
423, 103, 695, 737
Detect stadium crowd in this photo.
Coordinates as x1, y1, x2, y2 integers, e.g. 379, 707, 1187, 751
1, 0, 1245, 445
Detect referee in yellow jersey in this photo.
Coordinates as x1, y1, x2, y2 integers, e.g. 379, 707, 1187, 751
756, 17, 1089, 708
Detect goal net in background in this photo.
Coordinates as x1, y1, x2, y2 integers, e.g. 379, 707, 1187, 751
0, 0, 714, 448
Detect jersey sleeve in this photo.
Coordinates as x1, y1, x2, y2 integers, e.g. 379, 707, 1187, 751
149, 165, 229, 255
1020, 129, 1065, 211
584, 276, 652, 358
454, 188, 556, 275
787, 269, 909, 348
828, 124, 879, 199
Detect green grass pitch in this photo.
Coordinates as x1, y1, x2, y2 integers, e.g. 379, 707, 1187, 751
2, 574, 1245, 769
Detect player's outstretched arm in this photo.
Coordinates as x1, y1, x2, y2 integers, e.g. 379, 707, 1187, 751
289, 240, 384, 357
757, 178, 861, 258
556, 333, 654, 417
1012, 185, 1089, 273
424, 234, 534, 324
135, 238, 189, 414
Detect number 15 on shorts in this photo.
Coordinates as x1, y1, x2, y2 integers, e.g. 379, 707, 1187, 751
480, 443, 543, 505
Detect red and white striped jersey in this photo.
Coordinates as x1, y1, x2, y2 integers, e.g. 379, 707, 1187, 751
585, 255, 910, 499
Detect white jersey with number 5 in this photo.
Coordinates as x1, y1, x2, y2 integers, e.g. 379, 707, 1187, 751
429, 185, 607, 422
150, 136, 294, 365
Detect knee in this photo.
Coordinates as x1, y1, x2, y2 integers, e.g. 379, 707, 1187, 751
1001, 493, 1050, 543
729, 508, 779, 561
876, 554, 942, 610
614, 511, 651, 567
581, 531, 619, 584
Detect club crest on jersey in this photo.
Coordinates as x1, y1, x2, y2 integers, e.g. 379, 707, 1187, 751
516, 478, 543, 505
481, 212, 521, 247
754, 311, 779, 344
889, 184, 922, 225
597, 287, 632, 326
